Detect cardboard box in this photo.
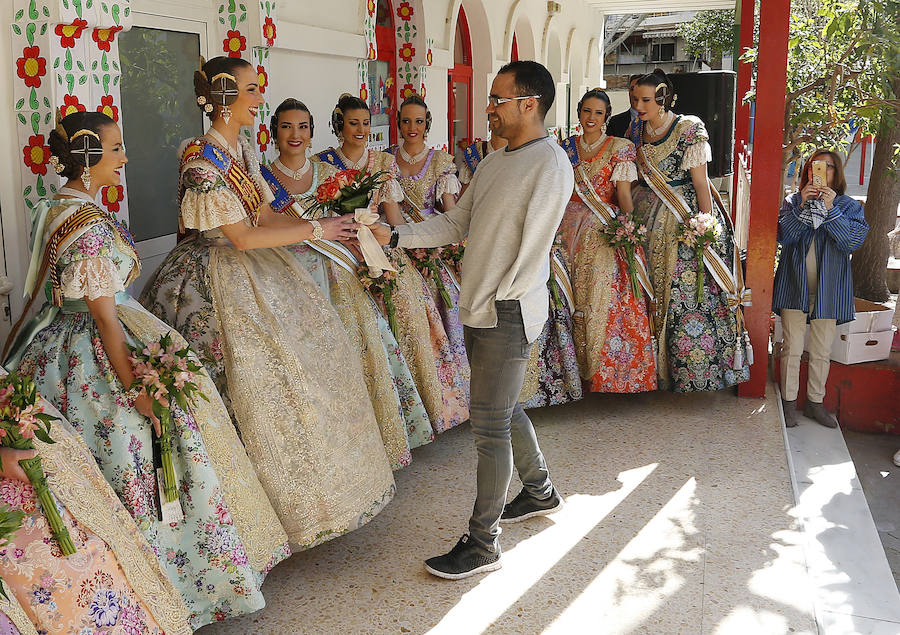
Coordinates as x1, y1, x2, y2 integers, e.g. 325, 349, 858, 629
837, 299, 895, 335
830, 328, 895, 365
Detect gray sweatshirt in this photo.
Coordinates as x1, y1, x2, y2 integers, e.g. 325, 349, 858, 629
396, 135, 574, 342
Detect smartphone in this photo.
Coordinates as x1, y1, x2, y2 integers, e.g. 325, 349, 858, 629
811, 160, 827, 187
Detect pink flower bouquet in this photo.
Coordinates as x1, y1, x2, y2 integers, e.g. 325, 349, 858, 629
678, 212, 721, 303
406, 248, 453, 308
357, 261, 402, 338
598, 212, 649, 300
0, 373, 75, 556
128, 332, 207, 504
306, 168, 390, 218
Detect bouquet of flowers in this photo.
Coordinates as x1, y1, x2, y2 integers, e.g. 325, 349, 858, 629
357, 263, 402, 339
407, 248, 453, 308
0, 373, 75, 556
439, 243, 465, 281
303, 168, 390, 218
128, 333, 208, 504
599, 212, 649, 300
678, 212, 722, 303
0, 504, 25, 599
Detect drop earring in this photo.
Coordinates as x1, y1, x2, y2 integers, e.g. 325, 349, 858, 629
658, 105, 666, 118
601, 122, 607, 135
80, 165, 91, 190
221, 105, 232, 125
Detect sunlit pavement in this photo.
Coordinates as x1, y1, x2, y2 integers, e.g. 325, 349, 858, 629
199, 385, 837, 634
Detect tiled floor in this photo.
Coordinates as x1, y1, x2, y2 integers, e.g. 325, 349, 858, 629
199, 386, 816, 635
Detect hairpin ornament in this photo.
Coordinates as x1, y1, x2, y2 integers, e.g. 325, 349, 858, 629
209, 72, 238, 124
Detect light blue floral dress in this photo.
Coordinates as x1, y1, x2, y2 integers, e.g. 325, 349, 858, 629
10, 196, 290, 628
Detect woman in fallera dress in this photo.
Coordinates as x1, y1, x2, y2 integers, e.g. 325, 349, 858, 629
314, 95, 469, 435
4, 110, 290, 627
630, 71, 750, 392
138, 57, 395, 548
384, 95, 472, 415
259, 97, 433, 468
559, 89, 657, 393
0, 389, 192, 635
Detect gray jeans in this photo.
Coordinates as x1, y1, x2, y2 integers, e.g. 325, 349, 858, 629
465, 300, 553, 554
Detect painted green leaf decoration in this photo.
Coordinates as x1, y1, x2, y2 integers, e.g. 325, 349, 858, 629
219, 16, 225, 25
42, 5, 50, 17
28, 0, 38, 20
17, 113, 26, 125
230, 14, 236, 29
29, 88, 38, 110
67, 74, 74, 92
101, 2, 108, 12
31, 112, 40, 135
112, 60, 119, 71
112, 4, 120, 24
92, 60, 98, 70
113, 75, 119, 85
103, 74, 110, 93
15, 98, 25, 110
26, 22, 36, 46
124, 7, 130, 17
25, 199, 34, 211
64, 49, 73, 71
39, 23, 47, 35
78, 75, 87, 85
229, 0, 236, 11
23, 186, 32, 197
14, 9, 23, 20
36, 175, 45, 196
74, 0, 83, 18
76, 61, 84, 71
42, 96, 50, 107
218, 5, 224, 13
101, 52, 109, 71
44, 111, 51, 124
12, 24, 21, 35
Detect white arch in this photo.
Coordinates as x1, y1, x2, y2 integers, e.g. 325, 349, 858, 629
546, 28, 563, 82
512, 13, 537, 62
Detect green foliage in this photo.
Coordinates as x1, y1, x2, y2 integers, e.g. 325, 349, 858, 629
677, 10, 736, 61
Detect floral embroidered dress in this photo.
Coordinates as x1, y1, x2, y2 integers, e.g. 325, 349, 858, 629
7, 194, 290, 628
456, 143, 581, 408
260, 160, 433, 469
140, 136, 395, 550
0, 387, 192, 635
389, 147, 472, 418
314, 147, 469, 435
559, 135, 657, 393
631, 115, 750, 391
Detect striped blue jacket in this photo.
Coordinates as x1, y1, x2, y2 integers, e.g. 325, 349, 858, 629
772, 193, 868, 324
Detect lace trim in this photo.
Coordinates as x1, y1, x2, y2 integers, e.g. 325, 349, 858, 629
60, 257, 125, 300
610, 160, 638, 183
181, 187, 247, 231
435, 173, 461, 201
458, 163, 473, 184
682, 141, 712, 171
0, 594, 38, 635
380, 178, 404, 203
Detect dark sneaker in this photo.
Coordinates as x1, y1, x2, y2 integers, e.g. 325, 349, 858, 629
424, 535, 501, 580
782, 399, 800, 428
804, 400, 838, 428
500, 486, 564, 524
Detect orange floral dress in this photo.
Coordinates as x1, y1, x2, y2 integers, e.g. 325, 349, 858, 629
559, 135, 657, 393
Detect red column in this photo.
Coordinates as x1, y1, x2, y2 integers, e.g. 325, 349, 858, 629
738, 0, 791, 398
732, 0, 755, 213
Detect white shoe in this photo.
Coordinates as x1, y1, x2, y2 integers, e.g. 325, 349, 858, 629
894, 449, 900, 468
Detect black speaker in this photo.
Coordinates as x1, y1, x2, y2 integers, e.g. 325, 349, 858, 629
668, 71, 736, 178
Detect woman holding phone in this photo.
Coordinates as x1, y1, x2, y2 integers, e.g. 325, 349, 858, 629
773, 149, 868, 428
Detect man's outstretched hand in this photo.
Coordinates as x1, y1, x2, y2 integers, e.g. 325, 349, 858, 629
371, 222, 392, 246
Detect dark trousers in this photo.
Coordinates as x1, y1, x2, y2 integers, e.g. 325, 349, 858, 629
465, 300, 553, 554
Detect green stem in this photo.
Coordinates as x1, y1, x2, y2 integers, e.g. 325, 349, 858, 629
384, 289, 399, 340
696, 247, 705, 304
548, 265, 563, 310
430, 262, 453, 308
19, 456, 75, 556
157, 409, 178, 503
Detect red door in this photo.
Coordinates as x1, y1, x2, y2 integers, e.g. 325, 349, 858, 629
448, 6, 473, 154
372, 0, 398, 146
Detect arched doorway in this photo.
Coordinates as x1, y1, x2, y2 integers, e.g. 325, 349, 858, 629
448, 6, 472, 155
370, 0, 397, 147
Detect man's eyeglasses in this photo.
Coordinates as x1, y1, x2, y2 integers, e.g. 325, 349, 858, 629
488, 94, 540, 107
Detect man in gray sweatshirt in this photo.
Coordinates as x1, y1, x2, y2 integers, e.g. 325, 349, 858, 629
374, 60, 574, 580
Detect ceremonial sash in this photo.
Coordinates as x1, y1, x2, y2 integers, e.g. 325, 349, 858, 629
572, 158, 655, 303
636, 145, 752, 367
550, 251, 575, 313
181, 139, 263, 226
399, 189, 462, 292
462, 141, 486, 175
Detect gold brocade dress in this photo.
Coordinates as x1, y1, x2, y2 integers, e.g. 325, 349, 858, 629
141, 137, 395, 548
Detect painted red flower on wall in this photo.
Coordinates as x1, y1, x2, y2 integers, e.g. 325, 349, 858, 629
399, 43, 415, 63
262, 17, 277, 46
367, 0, 376, 16
55, 19, 88, 48
23, 135, 50, 176
59, 94, 86, 120
397, 2, 414, 21
359, 83, 369, 101
257, 65, 268, 93
400, 83, 417, 100
426, 47, 433, 66
92, 26, 123, 52
367, 42, 377, 60
256, 124, 270, 152
97, 95, 119, 121
102, 185, 124, 213
224, 30, 247, 57
16, 47, 47, 88
420, 83, 427, 99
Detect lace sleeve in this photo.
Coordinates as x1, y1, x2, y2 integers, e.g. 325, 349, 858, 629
180, 164, 247, 230
680, 119, 712, 171
435, 172, 462, 200
610, 160, 638, 183
458, 163, 473, 184
59, 257, 125, 300
380, 176, 405, 203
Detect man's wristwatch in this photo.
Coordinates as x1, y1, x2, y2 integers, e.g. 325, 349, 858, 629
388, 225, 400, 249
310, 219, 325, 240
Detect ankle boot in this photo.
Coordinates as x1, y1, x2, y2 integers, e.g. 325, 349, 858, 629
804, 400, 838, 428
781, 399, 800, 427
